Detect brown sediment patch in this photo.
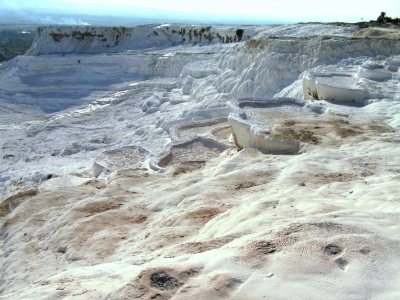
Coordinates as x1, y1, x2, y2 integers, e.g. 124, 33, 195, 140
368, 124, 392, 133
174, 119, 228, 141
211, 125, 232, 140
181, 236, 236, 254
184, 207, 224, 224
160, 203, 232, 227
220, 170, 275, 191
233, 181, 257, 190
73, 198, 125, 216
49, 210, 142, 262
172, 161, 206, 176
271, 116, 395, 148
84, 179, 107, 189
249, 240, 278, 254
247, 235, 299, 255
272, 128, 320, 144
270, 119, 326, 146
275, 221, 370, 237
1, 187, 97, 229
0, 205, 9, 218
282, 120, 296, 126
335, 127, 362, 138
328, 118, 362, 136
107, 211, 148, 224
0, 189, 39, 216
107, 266, 201, 299
239, 235, 299, 266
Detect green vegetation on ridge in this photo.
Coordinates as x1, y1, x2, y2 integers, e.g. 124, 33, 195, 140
0, 29, 36, 62
377, 12, 400, 24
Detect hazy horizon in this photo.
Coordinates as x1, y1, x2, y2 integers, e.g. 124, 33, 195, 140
2, 0, 400, 26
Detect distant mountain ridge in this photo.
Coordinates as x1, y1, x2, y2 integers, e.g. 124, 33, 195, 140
0, 4, 284, 27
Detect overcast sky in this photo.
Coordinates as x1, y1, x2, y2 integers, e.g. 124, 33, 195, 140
3, 0, 400, 23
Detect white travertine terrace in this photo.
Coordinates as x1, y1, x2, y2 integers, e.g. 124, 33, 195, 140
228, 98, 324, 153
1, 23, 400, 299
302, 60, 399, 104
358, 61, 400, 80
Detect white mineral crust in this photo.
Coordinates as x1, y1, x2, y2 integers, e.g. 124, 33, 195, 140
0, 23, 400, 299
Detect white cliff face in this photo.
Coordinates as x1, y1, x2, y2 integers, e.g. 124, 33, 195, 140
26, 25, 262, 55
1, 23, 400, 299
